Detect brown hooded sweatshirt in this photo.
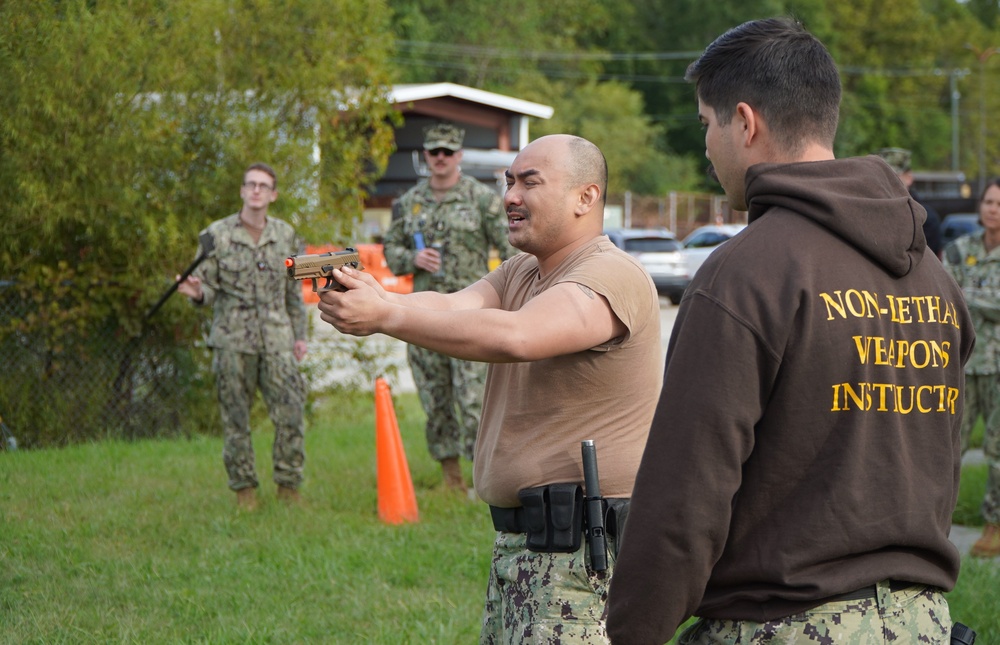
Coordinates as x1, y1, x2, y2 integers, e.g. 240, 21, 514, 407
607, 156, 975, 644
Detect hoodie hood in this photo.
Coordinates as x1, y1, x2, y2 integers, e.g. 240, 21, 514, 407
745, 155, 927, 278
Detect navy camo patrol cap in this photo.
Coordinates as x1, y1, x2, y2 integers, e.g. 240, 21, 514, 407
877, 147, 912, 174
423, 123, 465, 151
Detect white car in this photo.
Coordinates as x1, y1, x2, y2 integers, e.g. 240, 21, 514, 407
604, 228, 687, 304
681, 223, 747, 287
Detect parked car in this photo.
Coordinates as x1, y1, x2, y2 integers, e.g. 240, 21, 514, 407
681, 223, 748, 287
939, 213, 982, 249
604, 227, 687, 304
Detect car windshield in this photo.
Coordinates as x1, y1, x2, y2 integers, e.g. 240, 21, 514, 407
685, 233, 730, 248
623, 238, 680, 253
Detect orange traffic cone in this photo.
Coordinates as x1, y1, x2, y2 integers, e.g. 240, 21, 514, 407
374, 377, 419, 524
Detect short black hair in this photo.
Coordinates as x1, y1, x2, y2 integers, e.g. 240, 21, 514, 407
686, 17, 841, 155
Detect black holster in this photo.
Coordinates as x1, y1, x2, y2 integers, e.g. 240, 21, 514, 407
605, 497, 631, 559
951, 622, 976, 644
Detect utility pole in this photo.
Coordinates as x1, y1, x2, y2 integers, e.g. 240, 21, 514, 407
949, 69, 968, 173
966, 44, 999, 195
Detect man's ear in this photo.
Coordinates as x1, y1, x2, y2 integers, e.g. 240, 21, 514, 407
734, 101, 759, 147
576, 183, 601, 216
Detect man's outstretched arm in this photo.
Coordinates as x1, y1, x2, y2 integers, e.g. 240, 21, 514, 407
317, 266, 625, 363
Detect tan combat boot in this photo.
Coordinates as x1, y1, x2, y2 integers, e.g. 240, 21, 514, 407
970, 523, 1000, 558
236, 487, 258, 511
277, 485, 302, 505
441, 457, 465, 491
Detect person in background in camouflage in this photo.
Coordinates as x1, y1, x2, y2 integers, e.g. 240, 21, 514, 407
177, 162, 308, 511
943, 177, 1000, 558
877, 147, 944, 258
383, 123, 514, 491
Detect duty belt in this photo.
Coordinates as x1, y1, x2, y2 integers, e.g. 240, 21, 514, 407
828, 579, 916, 602
489, 499, 631, 534
489, 484, 631, 559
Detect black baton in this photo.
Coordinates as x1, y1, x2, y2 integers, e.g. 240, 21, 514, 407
145, 231, 215, 320
581, 439, 608, 571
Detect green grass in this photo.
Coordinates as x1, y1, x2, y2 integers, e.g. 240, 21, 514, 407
1, 391, 997, 644
954, 463, 988, 527
954, 416, 988, 527
0, 390, 492, 644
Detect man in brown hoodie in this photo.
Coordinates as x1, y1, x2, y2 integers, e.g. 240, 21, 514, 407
607, 17, 975, 645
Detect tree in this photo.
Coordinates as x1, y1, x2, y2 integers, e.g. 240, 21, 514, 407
820, 0, 945, 157
2, 0, 398, 312
390, 0, 612, 88
966, 0, 1000, 29
520, 79, 701, 194
596, 0, 789, 168
389, 0, 1000, 192
387, 0, 700, 194
0, 0, 398, 444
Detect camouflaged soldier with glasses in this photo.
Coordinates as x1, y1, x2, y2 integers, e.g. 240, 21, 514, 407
383, 123, 515, 492
177, 162, 308, 511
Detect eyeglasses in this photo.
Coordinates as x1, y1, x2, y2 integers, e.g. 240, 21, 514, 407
426, 148, 456, 157
243, 181, 274, 192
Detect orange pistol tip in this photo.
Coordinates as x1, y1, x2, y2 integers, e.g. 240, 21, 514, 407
285, 258, 294, 268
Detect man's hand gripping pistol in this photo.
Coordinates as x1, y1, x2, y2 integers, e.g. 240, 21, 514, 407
285, 248, 365, 293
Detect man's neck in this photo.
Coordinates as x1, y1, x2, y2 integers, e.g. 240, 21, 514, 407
240, 206, 268, 226
754, 140, 835, 166
428, 172, 461, 196
534, 230, 604, 277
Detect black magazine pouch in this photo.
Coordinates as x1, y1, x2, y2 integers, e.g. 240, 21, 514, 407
519, 486, 550, 550
518, 483, 583, 553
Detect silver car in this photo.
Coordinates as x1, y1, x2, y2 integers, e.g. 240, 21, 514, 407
681, 224, 747, 283
604, 228, 687, 304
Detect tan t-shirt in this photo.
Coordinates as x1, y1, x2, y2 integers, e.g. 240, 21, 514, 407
474, 236, 663, 507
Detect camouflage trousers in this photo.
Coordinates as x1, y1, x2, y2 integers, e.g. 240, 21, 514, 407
677, 582, 951, 644
213, 349, 306, 491
406, 343, 486, 462
480, 531, 614, 644
962, 373, 1000, 523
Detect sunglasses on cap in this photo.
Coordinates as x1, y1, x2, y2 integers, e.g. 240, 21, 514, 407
426, 148, 456, 157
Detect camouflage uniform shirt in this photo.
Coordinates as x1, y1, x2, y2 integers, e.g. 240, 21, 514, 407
193, 213, 307, 353
383, 174, 513, 292
944, 230, 1000, 375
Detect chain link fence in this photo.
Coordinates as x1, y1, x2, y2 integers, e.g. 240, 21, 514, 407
0, 281, 217, 448
0, 280, 410, 450
609, 191, 746, 239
